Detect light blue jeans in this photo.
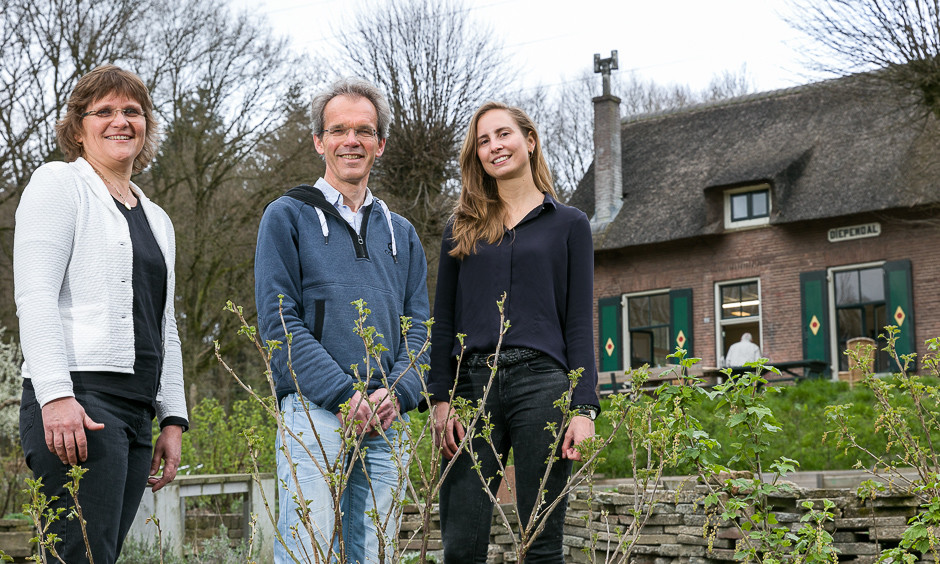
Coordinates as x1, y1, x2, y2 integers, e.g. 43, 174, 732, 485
275, 393, 408, 564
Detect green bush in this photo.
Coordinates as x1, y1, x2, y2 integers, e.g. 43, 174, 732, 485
170, 372, 915, 494
590, 377, 897, 478
179, 397, 277, 476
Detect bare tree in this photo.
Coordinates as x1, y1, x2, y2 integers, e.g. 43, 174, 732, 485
135, 0, 310, 401
0, 0, 155, 336
787, 0, 940, 118
0, 0, 313, 403
338, 0, 515, 299
703, 65, 755, 102
0, 0, 152, 203
249, 84, 328, 193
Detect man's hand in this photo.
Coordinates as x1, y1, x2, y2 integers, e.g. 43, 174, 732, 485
368, 388, 400, 433
432, 400, 465, 460
337, 391, 374, 435
41, 397, 104, 465
562, 416, 595, 461
149, 425, 183, 492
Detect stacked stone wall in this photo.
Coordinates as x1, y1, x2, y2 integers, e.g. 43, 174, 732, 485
399, 483, 926, 563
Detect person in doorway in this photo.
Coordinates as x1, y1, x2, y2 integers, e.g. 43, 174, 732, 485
725, 332, 763, 367
254, 77, 430, 563
429, 101, 599, 563
15, 64, 188, 564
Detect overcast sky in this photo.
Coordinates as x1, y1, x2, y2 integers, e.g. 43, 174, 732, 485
246, 0, 823, 95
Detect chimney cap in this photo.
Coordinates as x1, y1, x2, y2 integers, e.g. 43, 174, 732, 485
593, 50, 619, 73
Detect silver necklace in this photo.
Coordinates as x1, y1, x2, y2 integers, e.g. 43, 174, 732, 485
91, 165, 133, 210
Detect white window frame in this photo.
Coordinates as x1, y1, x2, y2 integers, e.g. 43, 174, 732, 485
723, 184, 771, 229
622, 288, 670, 369
826, 261, 886, 378
714, 277, 762, 368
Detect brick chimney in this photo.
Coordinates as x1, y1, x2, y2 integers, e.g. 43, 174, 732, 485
591, 51, 622, 229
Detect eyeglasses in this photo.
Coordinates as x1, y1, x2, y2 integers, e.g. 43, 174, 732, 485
321, 126, 378, 140
81, 107, 145, 120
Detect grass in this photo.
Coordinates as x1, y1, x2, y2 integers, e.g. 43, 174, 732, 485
591, 377, 900, 478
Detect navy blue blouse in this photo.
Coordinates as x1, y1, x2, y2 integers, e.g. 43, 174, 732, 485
429, 194, 599, 408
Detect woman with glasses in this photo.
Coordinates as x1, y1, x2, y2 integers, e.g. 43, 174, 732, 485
14, 64, 188, 563
429, 101, 600, 563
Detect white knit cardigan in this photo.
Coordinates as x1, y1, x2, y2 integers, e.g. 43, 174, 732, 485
13, 158, 187, 423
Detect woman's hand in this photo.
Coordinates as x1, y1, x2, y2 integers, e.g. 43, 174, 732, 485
562, 416, 595, 461
432, 400, 465, 460
42, 397, 105, 465
149, 425, 183, 492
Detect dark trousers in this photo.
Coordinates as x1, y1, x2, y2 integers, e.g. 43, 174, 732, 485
439, 354, 572, 563
20, 387, 153, 564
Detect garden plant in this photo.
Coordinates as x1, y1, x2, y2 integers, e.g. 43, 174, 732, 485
9, 317, 940, 563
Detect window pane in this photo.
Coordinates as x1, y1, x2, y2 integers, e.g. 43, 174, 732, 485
629, 293, 670, 367
653, 326, 670, 366
739, 304, 758, 318
837, 308, 863, 339
751, 191, 768, 217
741, 282, 759, 302
837, 307, 863, 371
650, 294, 670, 326
628, 296, 649, 327
740, 282, 759, 317
835, 271, 860, 305
862, 303, 879, 338
721, 285, 740, 319
631, 331, 652, 366
873, 304, 889, 371
721, 282, 760, 318
731, 193, 748, 221
860, 268, 884, 303
721, 285, 741, 306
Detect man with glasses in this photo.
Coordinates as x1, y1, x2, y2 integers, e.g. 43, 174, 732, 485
254, 77, 430, 563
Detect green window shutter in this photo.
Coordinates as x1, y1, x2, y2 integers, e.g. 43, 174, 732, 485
598, 296, 622, 372
800, 270, 830, 368
884, 260, 915, 359
669, 289, 693, 362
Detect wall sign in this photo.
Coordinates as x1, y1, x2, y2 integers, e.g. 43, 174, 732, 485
828, 222, 881, 243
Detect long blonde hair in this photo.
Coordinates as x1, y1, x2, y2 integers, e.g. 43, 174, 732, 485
450, 101, 556, 259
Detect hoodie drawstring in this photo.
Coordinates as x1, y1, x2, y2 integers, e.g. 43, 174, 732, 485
375, 198, 398, 263
314, 207, 330, 243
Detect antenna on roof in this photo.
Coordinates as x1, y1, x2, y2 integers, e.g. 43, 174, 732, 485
593, 50, 619, 97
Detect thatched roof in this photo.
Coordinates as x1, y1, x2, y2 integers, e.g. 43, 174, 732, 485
568, 75, 940, 251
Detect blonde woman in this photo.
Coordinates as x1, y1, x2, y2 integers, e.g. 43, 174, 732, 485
429, 102, 599, 562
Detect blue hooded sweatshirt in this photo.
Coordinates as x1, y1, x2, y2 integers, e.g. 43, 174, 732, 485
254, 180, 430, 414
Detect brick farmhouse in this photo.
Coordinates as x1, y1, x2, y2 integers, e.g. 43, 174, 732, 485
568, 74, 940, 383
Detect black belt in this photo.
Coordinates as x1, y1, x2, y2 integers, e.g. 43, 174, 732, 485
464, 347, 543, 368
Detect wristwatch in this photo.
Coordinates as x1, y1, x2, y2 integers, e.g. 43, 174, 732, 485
572, 405, 598, 421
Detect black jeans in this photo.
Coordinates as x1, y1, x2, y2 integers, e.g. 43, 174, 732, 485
20, 387, 153, 564
439, 353, 572, 563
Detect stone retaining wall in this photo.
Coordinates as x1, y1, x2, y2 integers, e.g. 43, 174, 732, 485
0, 519, 32, 563
399, 484, 925, 563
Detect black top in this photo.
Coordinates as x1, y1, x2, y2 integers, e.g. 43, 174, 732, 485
68, 198, 186, 429
428, 194, 599, 408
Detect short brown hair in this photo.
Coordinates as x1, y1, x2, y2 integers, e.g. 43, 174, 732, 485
55, 65, 159, 174
311, 77, 392, 140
